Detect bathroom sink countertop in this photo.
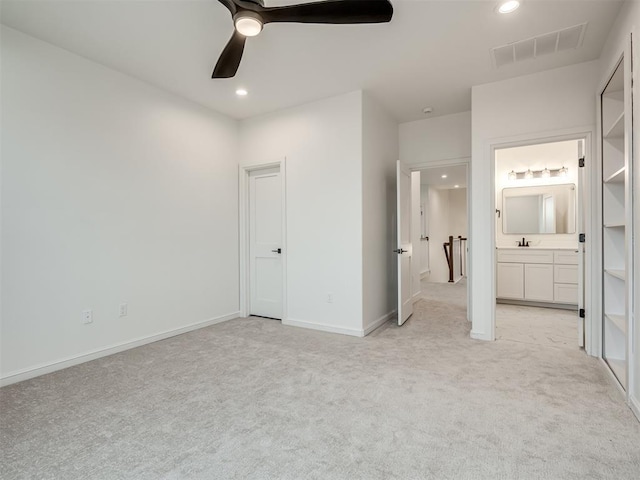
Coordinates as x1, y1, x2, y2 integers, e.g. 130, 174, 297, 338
496, 246, 578, 250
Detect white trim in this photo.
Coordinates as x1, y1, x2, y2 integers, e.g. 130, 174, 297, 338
363, 310, 396, 336
412, 291, 421, 303
409, 156, 471, 170
239, 159, 287, 321
0, 311, 240, 387
283, 318, 364, 337
599, 358, 627, 397
629, 395, 640, 422
470, 330, 491, 341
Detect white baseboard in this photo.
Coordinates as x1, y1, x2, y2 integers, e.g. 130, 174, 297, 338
629, 394, 640, 422
470, 330, 493, 341
412, 291, 421, 304
0, 311, 240, 387
363, 310, 396, 336
283, 318, 364, 337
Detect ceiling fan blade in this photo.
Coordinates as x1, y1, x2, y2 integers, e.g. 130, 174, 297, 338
217, 0, 237, 15
261, 0, 393, 25
212, 30, 247, 79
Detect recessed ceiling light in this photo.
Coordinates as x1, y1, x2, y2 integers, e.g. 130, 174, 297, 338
498, 0, 520, 14
235, 88, 248, 97
423, 107, 433, 114
441, 174, 447, 179
454, 185, 460, 188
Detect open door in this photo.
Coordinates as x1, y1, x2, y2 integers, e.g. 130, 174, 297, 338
577, 140, 586, 348
396, 160, 413, 325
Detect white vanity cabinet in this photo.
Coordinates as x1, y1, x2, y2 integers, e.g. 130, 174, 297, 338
496, 248, 578, 306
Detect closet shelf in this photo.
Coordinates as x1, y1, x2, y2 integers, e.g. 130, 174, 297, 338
604, 112, 624, 139
605, 269, 625, 281
604, 223, 625, 228
605, 313, 627, 334
604, 166, 625, 184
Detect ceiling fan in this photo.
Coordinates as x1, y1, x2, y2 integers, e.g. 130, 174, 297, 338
212, 0, 394, 78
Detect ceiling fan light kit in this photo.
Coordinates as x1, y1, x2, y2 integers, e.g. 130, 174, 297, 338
212, 0, 394, 79
234, 11, 264, 37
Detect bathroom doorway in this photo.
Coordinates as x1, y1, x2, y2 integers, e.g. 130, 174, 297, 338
493, 137, 587, 350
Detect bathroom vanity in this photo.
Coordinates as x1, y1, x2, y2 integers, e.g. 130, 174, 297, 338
496, 247, 578, 308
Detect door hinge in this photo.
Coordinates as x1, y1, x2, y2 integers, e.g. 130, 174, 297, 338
579, 233, 586, 243
579, 308, 585, 318
579, 157, 585, 168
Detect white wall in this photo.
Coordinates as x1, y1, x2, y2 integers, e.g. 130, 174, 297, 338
495, 140, 580, 248
596, 0, 640, 417
240, 91, 364, 335
471, 60, 599, 341
419, 185, 430, 275
1, 27, 240, 382
449, 188, 467, 239
362, 93, 399, 332
410, 171, 421, 300
399, 111, 471, 165
427, 188, 451, 283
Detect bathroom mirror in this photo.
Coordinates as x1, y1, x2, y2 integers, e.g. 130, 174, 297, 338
502, 184, 576, 234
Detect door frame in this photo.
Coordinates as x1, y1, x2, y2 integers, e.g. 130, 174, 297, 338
490, 129, 598, 355
239, 158, 287, 320
409, 157, 471, 322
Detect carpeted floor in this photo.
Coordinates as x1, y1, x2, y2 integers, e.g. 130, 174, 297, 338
2, 283, 639, 479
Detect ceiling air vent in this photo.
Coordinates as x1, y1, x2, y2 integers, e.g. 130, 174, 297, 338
492, 23, 587, 68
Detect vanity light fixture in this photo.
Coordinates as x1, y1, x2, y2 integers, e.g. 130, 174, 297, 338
508, 166, 568, 180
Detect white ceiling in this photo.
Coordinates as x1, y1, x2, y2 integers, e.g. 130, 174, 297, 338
419, 164, 467, 189
0, 0, 623, 122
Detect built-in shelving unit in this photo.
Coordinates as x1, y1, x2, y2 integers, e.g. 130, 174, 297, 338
600, 57, 629, 390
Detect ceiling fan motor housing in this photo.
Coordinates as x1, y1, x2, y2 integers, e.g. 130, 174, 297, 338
233, 10, 264, 25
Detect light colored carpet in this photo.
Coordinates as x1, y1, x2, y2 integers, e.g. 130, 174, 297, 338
2, 286, 639, 479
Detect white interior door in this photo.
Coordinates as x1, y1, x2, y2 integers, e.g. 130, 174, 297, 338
397, 160, 413, 325
249, 167, 283, 319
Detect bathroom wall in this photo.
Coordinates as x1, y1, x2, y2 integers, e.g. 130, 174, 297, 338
495, 139, 580, 249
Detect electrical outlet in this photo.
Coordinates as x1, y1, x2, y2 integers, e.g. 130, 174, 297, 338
327, 292, 333, 303
119, 303, 128, 317
82, 309, 93, 324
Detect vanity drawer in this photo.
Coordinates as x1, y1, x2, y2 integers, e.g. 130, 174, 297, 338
496, 249, 554, 264
554, 250, 579, 265
554, 283, 578, 304
554, 264, 578, 284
